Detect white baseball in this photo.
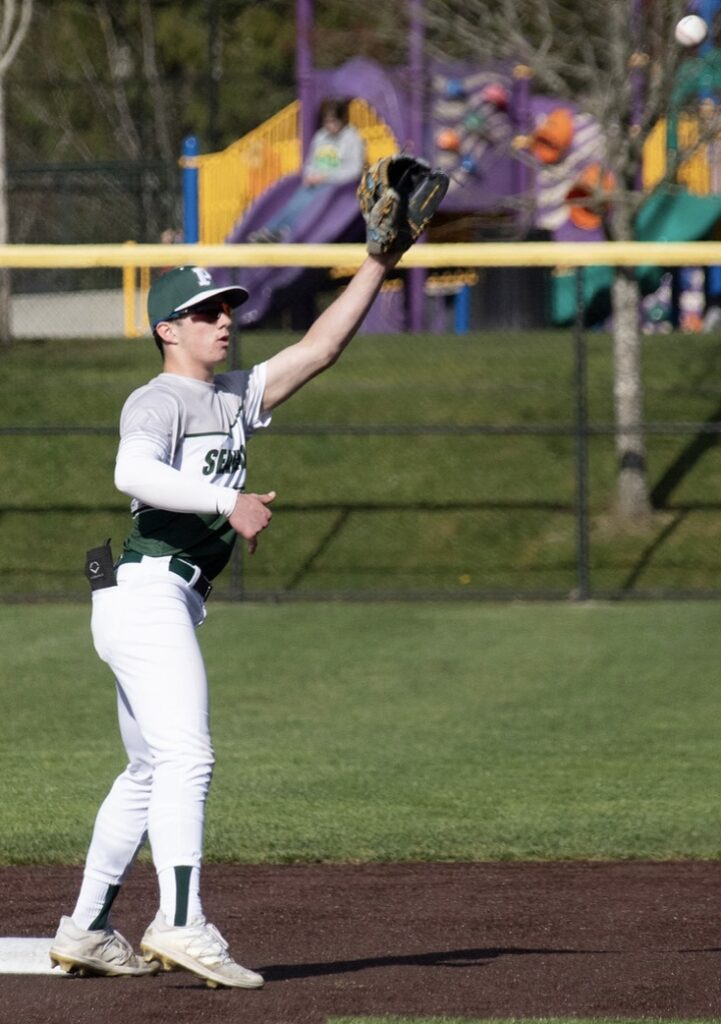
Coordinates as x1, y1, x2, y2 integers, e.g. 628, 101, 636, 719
675, 14, 708, 46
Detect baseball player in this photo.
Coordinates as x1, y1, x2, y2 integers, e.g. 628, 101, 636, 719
47, 253, 403, 987
48, 156, 447, 989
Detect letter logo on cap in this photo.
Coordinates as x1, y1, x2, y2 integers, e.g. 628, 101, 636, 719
193, 268, 213, 287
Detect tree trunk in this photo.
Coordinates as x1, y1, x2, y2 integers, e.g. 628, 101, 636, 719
611, 266, 650, 518
0, 75, 11, 349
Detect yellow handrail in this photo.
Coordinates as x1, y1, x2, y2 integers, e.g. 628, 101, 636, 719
197, 101, 302, 246
348, 96, 398, 166
195, 98, 399, 245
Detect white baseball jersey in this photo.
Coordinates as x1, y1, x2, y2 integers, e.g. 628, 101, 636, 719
116, 365, 271, 580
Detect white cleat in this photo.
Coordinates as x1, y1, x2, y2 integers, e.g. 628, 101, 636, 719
140, 913, 264, 989
49, 915, 158, 978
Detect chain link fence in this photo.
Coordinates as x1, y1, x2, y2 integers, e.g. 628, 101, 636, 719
7, 161, 180, 309
5, 161, 179, 339
3, 256, 721, 602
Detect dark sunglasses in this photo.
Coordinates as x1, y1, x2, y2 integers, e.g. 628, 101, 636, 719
167, 301, 232, 322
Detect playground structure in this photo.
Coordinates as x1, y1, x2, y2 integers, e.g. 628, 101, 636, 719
174, 0, 721, 333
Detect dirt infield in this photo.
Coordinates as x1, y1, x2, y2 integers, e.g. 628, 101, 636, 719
3, 861, 721, 1023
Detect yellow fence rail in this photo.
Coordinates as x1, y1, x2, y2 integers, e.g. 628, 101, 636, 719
195, 98, 399, 245
643, 115, 721, 195
4, 240, 721, 337
1, 240, 721, 270
2, 240, 721, 269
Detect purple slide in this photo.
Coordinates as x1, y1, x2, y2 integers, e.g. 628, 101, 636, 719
215, 176, 364, 327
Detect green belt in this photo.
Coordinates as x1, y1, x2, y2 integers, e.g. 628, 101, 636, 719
116, 551, 213, 601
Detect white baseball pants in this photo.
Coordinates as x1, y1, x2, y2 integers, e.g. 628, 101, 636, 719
82, 557, 214, 888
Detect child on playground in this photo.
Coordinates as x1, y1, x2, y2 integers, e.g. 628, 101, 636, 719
248, 97, 365, 243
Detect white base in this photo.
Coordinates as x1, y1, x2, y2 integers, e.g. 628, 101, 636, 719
0, 937, 61, 975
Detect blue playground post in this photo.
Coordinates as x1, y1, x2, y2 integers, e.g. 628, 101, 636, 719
698, 0, 719, 57
454, 284, 471, 333
697, 0, 721, 312
182, 135, 200, 244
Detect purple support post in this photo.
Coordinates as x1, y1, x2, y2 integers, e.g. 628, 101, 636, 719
511, 66, 532, 231
408, 0, 424, 154
407, 0, 426, 332
296, 0, 315, 159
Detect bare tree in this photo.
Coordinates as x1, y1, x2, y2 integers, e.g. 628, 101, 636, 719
0, 0, 32, 348
420, 0, 708, 518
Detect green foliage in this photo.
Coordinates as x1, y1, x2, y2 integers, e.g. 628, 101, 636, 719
6, 0, 407, 163
3, 600, 721, 864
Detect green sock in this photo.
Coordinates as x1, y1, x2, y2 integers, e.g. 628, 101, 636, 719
173, 865, 192, 926
88, 883, 121, 931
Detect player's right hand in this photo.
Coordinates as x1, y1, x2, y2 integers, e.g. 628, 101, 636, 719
229, 491, 276, 554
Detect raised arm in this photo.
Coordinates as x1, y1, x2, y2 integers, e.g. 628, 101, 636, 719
261, 156, 448, 412
261, 252, 400, 412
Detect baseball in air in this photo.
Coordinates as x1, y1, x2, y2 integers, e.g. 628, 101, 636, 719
674, 14, 708, 47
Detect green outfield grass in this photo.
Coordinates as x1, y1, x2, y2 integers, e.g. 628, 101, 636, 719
3, 330, 721, 597
2, 600, 721, 865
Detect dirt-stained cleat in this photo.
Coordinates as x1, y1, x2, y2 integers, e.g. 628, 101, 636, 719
49, 915, 158, 977
140, 913, 264, 989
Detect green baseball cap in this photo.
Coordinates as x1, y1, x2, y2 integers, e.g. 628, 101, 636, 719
148, 266, 249, 329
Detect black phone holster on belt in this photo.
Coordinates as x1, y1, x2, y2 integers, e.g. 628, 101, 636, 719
84, 538, 117, 592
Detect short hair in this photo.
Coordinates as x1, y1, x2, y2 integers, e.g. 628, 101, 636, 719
318, 97, 350, 127
152, 329, 164, 357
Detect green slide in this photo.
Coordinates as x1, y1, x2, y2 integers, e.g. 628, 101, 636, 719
551, 185, 721, 326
